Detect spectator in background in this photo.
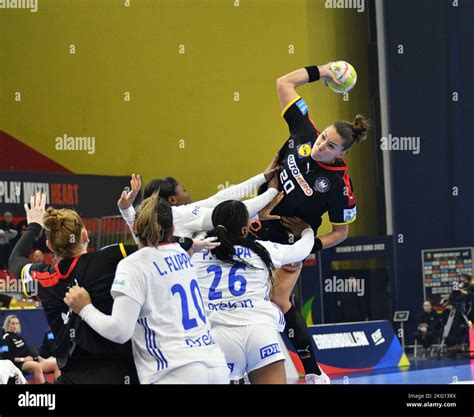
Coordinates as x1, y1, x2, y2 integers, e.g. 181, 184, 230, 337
1, 315, 60, 383
32, 250, 44, 264
0, 212, 18, 269
414, 300, 441, 350
11, 220, 27, 248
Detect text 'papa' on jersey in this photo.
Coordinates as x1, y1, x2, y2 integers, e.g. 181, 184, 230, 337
271, 95, 357, 232
192, 245, 286, 331
110, 243, 227, 384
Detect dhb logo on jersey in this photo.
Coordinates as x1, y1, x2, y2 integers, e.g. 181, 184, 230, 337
314, 177, 330, 193
295, 98, 308, 116
297, 142, 312, 159
343, 207, 357, 222
260, 343, 281, 359
191, 206, 201, 216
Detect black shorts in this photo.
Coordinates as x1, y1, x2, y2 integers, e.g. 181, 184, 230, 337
56, 353, 139, 385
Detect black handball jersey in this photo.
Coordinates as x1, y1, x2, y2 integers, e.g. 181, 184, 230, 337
258, 96, 357, 245
12, 223, 137, 369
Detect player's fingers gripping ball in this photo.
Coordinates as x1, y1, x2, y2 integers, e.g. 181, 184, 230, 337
327, 61, 357, 94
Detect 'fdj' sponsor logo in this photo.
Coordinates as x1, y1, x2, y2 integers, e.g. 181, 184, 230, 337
260, 343, 281, 359
287, 154, 313, 196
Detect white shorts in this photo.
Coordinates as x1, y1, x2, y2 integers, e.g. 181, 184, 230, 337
212, 324, 286, 380
154, 363, 230, 384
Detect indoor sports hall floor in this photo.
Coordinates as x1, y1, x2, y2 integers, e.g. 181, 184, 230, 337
289, 359, 474, 384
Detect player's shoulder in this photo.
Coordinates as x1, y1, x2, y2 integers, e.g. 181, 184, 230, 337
281, 96, 308, 117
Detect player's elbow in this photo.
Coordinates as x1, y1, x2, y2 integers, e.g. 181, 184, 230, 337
276, 76, 289, 90
113, 332, 132, 345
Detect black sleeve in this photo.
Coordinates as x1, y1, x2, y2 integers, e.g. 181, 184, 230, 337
282, 96, 319, 145
328, 176, 357, 225
1, 334, 16, 362
173, 236, 193, 251
8, 223, 43, 279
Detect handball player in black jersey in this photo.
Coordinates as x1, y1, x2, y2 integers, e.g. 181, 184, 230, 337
9, 193, 139, 384
256, 63, 369, 384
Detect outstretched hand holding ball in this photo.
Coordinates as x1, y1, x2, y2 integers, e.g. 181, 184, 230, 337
319, 61, 357, 94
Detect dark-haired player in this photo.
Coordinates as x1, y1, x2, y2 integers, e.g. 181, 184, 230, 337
256, 62, 369, 384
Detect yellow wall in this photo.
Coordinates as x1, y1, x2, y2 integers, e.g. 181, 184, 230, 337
0, 0, 378, 236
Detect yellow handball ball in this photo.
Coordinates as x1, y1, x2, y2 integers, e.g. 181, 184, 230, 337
327, 61, 357, 94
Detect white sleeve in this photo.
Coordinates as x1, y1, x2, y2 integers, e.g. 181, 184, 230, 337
183, 187, 279, 233
243, 187, 279, 219
257, 227, 314, 268
111, 258, 147, 305
173, 204, 214, 236
7, 229, 18, 240
118, 206, 139, 244
0, 360, 27, 384
79, 294, 141, 344
195, 173, 266, 208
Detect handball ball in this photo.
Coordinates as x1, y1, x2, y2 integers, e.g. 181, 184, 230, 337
327, 61, 357, 94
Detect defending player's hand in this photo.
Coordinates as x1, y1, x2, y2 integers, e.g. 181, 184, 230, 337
117, 173, 141, 210
64, 286, 92, 314
24, 192, 47, 226
258, 191, 284, 221
280, 216, 311, 238
263, 150, 280, 183
191, 236, 221, 253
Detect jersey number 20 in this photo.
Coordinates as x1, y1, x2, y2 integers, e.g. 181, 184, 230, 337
280, 169, 295, 194
171, 279, 207, 331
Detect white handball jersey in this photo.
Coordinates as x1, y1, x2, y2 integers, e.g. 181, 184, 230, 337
111, 243, 227, 384
192, 228, 315, 330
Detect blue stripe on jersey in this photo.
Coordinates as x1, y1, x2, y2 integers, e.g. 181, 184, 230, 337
144, 318, 168, 369
139, 318, 165, 371
279, 310, 286, 326
296, 98, 308, 116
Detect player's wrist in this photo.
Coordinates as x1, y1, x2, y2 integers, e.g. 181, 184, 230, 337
313, 237, 323, 252
305, 66, 320, 83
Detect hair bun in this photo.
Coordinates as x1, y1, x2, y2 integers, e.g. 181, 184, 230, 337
351, 114, 370, 143
44, 208, 63, 231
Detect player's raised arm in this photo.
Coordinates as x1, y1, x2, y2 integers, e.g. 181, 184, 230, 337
276, 63, 342, 110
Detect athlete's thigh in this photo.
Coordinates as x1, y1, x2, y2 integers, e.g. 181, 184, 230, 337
155, 363, 205, 384
212, 325, 246, 381
271, 265, 302, 300
208, 365, 231, 384
244, 324, 286, 375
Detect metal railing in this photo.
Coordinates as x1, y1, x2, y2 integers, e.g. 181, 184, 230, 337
83, 216, 135, 251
